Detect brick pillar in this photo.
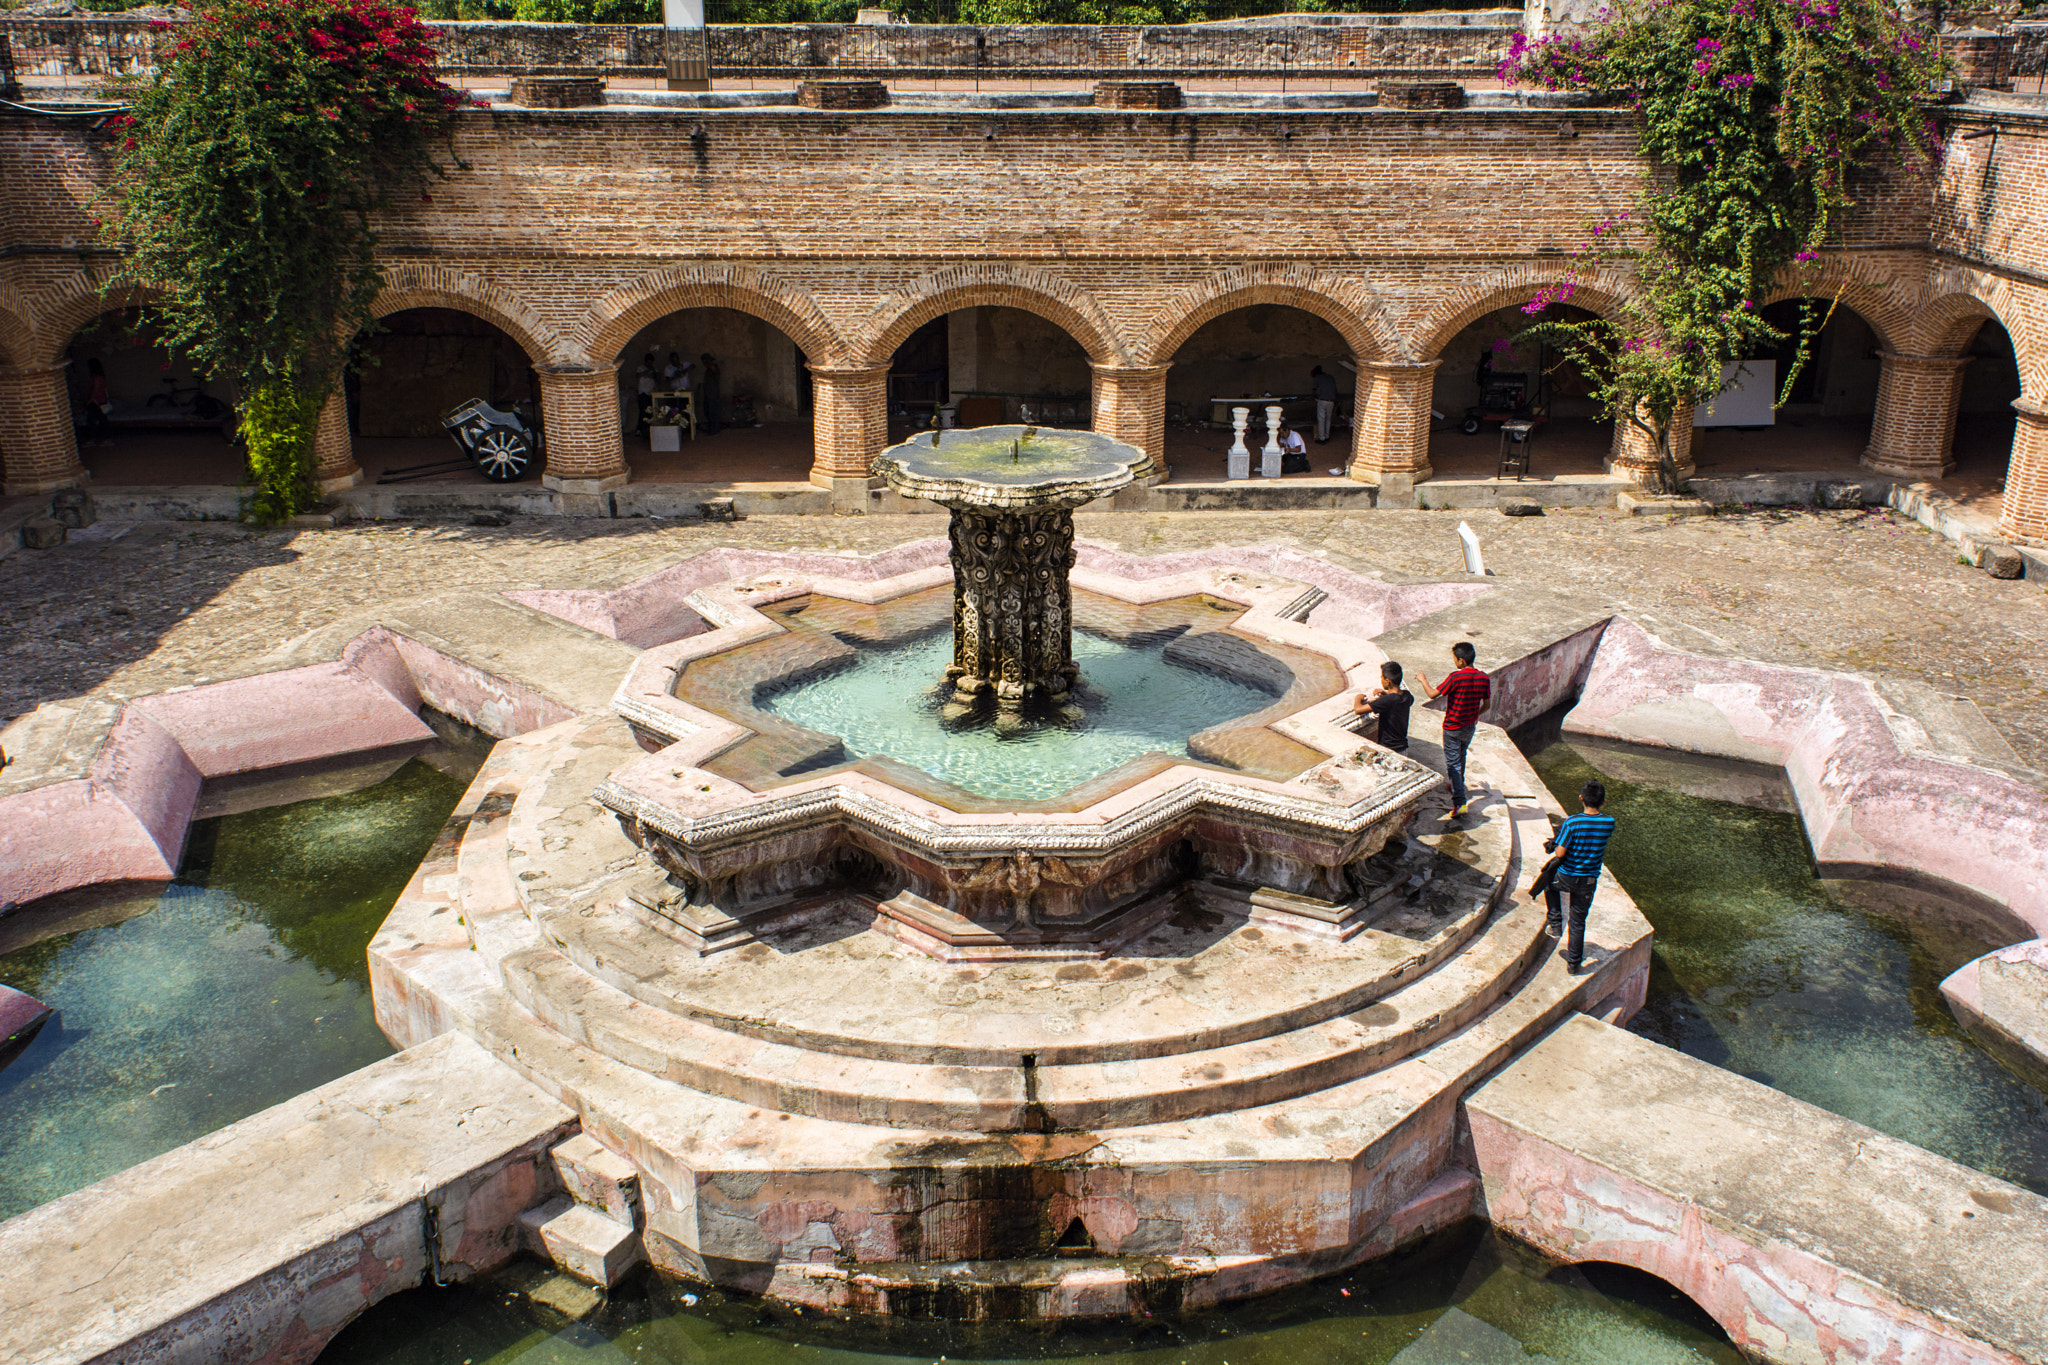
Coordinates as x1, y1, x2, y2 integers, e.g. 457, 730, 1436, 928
1997, 398, 2048, 542
1347, 361, 1438, 506
0, 361, 87, 495
312, 388, 361, 492
1090, 362, 1169, 482
1864, 351, 1970, 479
1609, 403, 1694, 486
538, 364, 628, 492
808, 363, 889, 491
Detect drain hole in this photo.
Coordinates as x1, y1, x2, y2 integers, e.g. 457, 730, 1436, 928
1053, 1217, 1095, 1255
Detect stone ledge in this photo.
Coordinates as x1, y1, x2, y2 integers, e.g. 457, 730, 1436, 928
1467, 1014, 2048, 1365
0, 1032, 577, 1365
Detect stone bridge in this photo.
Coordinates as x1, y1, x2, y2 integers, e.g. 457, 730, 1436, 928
1466, 1013, 2048, 1365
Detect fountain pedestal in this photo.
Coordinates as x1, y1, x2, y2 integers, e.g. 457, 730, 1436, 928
873, 425, 1146, 710
947, 504, 1079, 704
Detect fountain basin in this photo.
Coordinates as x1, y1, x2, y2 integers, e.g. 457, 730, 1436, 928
599, 559, 1437, 960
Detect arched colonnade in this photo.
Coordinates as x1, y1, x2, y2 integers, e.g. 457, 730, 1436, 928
4, 261, 2044, 540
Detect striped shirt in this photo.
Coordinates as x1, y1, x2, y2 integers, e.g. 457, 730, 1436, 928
1435, 666, 1492, 732
1555, 812, 1617, 879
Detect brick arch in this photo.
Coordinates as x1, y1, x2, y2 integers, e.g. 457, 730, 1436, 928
31, 274, 163, 366
369, 266, 565, 365
1917, 271, 2048, 397
854, 265, 1126, 368
578, 265, 845, 371
1139, 266, 1403, 366
1410, 266, 1639, 361
1759, 262, 1910, 357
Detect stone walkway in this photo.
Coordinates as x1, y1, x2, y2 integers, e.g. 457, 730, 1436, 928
4, 505, 2043, 768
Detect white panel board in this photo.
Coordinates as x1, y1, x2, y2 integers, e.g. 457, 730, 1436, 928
1693, 361, 1776, 427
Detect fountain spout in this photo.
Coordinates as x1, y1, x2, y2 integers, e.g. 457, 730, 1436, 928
872, 425, 1145, 712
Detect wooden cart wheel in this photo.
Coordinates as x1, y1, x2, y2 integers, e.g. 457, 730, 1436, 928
473, 428, 533, 482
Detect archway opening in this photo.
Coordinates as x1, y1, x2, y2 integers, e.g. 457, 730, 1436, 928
910, 306, 1092, 442
1161, 304, 1354, 481
1952, 318, 2022, 521
345, 308, 539, 485
615, 306, 810, 484
1542, 1259, 1738, 1354
1690, 298, 1881, 476
1430, 305, 1612, 483
63, 308, 242, 487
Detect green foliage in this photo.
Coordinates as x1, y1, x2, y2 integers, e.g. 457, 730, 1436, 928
237, 378, 322, 523
98, 0, 470, 520
1500, 0, 1943, 488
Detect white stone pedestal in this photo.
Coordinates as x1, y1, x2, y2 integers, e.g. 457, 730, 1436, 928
1227, 407, 1251, 479
1261, 405, 1283, 478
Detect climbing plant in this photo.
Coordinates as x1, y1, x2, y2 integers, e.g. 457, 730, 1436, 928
1498, 0, 1944, 490
98, 0, 472, 521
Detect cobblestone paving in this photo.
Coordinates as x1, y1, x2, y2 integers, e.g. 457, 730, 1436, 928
4, 506, 2044, 768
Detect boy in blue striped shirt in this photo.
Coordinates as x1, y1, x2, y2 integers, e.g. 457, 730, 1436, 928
1535, 780, 1616, 975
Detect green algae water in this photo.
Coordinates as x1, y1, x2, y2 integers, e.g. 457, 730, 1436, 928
318, 1223, 1742, 1365
0, 722, 491, 1221
1524, 736, 2048, 1194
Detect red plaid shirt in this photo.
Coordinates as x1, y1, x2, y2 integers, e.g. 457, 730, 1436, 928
1436, 666, 1491, 731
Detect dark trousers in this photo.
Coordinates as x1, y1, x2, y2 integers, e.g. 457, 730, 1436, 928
1442, 724, 1476, 809
1545, 872, 1597, 968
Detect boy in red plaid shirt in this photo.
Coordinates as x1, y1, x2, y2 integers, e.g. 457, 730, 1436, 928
1419, 642, 1491, 817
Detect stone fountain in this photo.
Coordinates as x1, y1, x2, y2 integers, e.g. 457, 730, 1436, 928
872, 424, 1144, 716
359, 498, 1654, 1317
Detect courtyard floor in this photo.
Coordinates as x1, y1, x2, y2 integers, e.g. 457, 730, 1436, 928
3, 505, 2043, 772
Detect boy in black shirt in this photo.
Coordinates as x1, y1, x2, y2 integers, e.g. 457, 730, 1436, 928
1354, 661, 1413, 753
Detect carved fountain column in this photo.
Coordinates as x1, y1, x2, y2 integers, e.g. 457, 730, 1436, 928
872, 424, 1146, 712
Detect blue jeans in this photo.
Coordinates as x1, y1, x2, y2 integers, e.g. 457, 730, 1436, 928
1442, 725, 1476, 809
1545, 872, 1598, 969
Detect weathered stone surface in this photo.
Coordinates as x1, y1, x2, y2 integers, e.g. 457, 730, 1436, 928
505, 74, 605, 108
21, 517, 64, 549
551, 1132, 644, 1228
519, 1197, 643, 1288
1818, 480, 1868, 509
1499, 499, 1544, 516
0, 982, 52, 1066
1983, 543, 2025, 579
1467, 1014, 2048, 1365
1943, 940, 2048, 1095
0, 1032, 577, 1365
796, 78, 888, 109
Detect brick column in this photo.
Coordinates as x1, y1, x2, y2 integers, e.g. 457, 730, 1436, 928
0, 361, 87, 495
538, 364, 628, 492
312, 388, 361, 493
1090, 362, 1169, 482
1609, 403, 1694, 486
1347, 361, 1438, 506
808, 363, 889, 491
1996, 398, 2048, 542
1864, 351, 1971, 479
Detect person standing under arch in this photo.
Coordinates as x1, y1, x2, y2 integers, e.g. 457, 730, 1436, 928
1311, 364, 1338, 444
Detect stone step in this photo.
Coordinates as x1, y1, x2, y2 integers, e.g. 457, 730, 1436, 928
495, 863, 1549, 1132
551, 1132, 643, 1228
518, 1196, 643, 1289
529, 800, 1509, 1069
444, 872, 1645, 1283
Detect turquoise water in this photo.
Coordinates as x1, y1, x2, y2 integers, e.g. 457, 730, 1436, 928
1525, 738, 2048, 1194
760, 628, 1277, 802
318, 1223, 1742, 1365
0, 726, 491, 1221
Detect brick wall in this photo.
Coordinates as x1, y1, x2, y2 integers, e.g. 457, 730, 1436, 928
3, 96, 2045, 508
0, 15, 1516, 82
